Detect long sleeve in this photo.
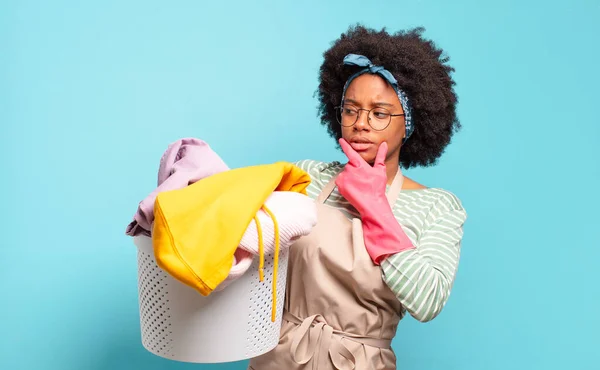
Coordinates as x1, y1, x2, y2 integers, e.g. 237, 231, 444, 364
380, 200, 467, 323
294, 159, 468, 322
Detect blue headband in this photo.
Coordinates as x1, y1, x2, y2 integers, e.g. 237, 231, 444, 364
341, 53, 414, 141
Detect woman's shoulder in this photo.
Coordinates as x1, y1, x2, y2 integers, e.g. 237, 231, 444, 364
394, 186, 467, 230
293, 159, 342, 177
293, 159, 342, 197
398, 183, 467, 218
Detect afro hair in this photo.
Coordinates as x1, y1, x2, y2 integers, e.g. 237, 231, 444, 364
316, 24, 461, 168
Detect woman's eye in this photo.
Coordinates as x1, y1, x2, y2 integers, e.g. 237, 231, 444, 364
373, 111, 389, 119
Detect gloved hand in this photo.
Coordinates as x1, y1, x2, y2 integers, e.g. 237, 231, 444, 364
335, 138, 415, 265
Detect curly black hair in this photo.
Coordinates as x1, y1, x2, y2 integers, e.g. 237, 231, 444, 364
317, 24, 460, 169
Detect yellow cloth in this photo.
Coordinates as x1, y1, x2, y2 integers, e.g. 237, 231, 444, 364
151, 161, 311, 297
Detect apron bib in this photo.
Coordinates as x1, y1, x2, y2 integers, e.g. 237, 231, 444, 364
249, 169, 405, 370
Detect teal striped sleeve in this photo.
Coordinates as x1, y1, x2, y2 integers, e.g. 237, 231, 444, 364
293, 159, 312, 172
381, 193, 467, 322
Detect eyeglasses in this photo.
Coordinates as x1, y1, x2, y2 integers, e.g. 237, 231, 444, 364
335, 105, 405, 131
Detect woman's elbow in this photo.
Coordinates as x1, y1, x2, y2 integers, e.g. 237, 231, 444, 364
411, 280, 450, 323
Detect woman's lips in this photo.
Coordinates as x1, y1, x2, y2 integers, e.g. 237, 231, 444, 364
350, 142, 373, 151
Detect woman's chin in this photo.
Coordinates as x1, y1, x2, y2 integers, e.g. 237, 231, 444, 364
358, 151, 376, 164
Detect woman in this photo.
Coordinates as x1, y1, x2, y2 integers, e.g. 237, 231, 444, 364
249, 25, 467, 370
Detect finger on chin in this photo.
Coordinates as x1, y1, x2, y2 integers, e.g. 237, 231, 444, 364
374, 142, 388, 166
339, 138, 364, 165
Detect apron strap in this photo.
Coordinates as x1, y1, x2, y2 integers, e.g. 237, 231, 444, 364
316, 174, 339, 204
385, 169, 404, 207
316, 166, 404, 208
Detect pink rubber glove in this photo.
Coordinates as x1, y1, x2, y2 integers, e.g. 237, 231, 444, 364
335, 138, 415, 265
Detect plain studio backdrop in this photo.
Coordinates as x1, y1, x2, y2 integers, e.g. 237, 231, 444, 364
1, 1, 599, 369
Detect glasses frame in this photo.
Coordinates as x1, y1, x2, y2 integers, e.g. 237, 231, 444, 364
335, 105, 405, 131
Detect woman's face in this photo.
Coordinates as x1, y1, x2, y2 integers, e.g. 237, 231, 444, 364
340, 74, 405, 165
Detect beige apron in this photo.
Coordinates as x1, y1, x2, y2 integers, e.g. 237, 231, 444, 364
249, 170, 404, 370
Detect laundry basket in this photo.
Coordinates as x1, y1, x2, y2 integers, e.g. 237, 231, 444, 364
133, 235, 289, 363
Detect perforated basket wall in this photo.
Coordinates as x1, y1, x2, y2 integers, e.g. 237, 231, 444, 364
134, 236, 288, 363
136, 249, 175, 358
244, 249, 289, 358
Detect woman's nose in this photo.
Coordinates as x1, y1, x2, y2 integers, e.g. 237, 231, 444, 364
354, 110, 370, 130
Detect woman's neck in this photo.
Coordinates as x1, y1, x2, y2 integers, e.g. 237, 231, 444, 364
385, 159, 400, 185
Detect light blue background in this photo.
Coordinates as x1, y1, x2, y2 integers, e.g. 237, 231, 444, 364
2, 0, 599, 369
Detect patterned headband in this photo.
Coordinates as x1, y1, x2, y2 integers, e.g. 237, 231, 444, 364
341, 53, 414, 141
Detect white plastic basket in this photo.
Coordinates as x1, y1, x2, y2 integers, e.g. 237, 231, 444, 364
133, 235, 288, 363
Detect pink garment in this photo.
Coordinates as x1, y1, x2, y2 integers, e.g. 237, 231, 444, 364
239, 191, 317, 255
213, 249, 254, 292
215, 191, 318, 291
125, 137, 229, 237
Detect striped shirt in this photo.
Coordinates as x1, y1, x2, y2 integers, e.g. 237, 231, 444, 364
294, 159, 467, 323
